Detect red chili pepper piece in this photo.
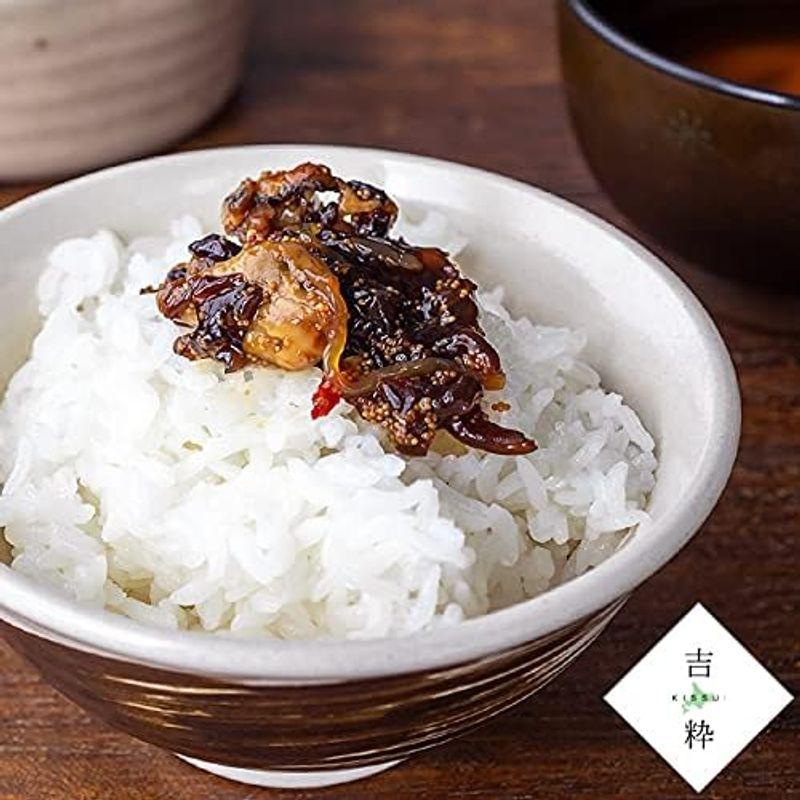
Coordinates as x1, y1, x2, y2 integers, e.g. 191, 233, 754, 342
311, 378, 342, 419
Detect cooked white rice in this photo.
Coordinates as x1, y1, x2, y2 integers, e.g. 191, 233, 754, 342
0, 215, 656, 639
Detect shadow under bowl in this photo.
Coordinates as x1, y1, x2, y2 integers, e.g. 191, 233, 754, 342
0, 145, 740, 788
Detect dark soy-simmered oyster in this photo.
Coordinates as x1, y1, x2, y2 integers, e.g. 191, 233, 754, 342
222, 162, 398, 242
152, 164, 535, 457
156, 236, 347, 373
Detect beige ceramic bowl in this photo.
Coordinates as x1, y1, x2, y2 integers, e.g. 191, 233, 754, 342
0, 146, 740, 789
0, 0, 252, 180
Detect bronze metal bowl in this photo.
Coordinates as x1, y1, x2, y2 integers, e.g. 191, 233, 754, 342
559, 0, 800, 294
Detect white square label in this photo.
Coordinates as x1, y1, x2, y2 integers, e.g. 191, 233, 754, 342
605, 603, 793, 792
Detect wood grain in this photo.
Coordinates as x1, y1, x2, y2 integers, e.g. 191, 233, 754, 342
0, 1, 796, 798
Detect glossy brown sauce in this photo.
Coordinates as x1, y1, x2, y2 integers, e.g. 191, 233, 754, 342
637, 4, 800, 97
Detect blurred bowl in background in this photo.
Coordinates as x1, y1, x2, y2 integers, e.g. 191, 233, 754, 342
0, 0, 252, 181
559, 0, 800, 329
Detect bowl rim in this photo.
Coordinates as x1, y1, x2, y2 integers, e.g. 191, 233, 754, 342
565, 0, 800, 110
0, 144, 741, 682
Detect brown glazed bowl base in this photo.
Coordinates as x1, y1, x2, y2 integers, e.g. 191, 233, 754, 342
0, 599, 624, 788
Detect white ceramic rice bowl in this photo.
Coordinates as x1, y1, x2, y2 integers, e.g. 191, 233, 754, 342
0, 146, 740, 788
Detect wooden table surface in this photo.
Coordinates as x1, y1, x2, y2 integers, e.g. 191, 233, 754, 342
0, 2, 796, 798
